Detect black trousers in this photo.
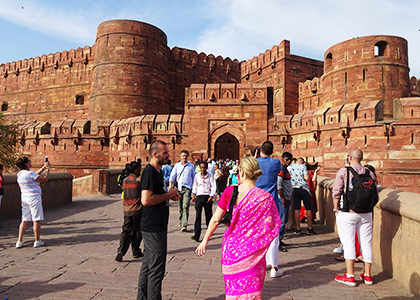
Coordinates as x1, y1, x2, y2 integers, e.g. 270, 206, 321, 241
137, 231, 167, 300
117, 213, 142, 257
193, 195, 213, 239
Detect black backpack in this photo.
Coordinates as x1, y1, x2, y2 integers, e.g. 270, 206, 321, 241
117, 169, 130, 188
343, 167, 378, 213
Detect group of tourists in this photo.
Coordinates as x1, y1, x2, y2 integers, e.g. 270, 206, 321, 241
8, 138, 378, 299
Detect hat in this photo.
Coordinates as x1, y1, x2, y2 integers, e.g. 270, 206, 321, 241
232, 165, 239, 172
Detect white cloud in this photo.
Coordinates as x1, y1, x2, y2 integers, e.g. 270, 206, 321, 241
193, 0, 420, 76
0, 1, 97, 45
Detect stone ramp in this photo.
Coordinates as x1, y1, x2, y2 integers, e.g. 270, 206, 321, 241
0, 194, 418, 300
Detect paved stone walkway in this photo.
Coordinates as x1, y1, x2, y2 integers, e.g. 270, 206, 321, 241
0, 194, 418, 300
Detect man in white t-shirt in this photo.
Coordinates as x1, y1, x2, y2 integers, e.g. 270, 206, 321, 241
15, 157, 50, 248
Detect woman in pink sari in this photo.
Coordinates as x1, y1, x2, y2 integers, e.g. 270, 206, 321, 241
196, 157, 280, 299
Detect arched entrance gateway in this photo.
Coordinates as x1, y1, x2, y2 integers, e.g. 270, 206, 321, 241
215, 133, 239, 160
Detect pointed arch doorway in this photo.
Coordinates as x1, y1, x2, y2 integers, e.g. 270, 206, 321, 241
215, 132, 239, 160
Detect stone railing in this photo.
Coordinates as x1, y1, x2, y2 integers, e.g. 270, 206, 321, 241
0, 172, 73, 219
317, 176, 420, 295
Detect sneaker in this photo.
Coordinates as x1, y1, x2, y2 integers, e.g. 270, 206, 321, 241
33, 240, 45, 248
360, 273, 373, 285
307, 228, 317, 235
270, 268, 284, 278
181, 227, 187, 232
115, 253, 123, 262
279, 246, 288, 252
191, 235, 200, 242
333, 246, 344, 254
295, 229, 301, 236
133, 251, 144, 259
334, 274, 356, 287
16, 241, 23, 248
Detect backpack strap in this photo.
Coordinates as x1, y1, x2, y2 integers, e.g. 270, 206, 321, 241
228, 185, 239, 212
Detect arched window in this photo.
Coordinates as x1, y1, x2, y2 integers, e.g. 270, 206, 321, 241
325, 53, 333, 67
374, 41, 389, 57
1, 102, 8, 111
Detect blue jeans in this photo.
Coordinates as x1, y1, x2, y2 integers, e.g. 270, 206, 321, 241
279, 199, 291, 242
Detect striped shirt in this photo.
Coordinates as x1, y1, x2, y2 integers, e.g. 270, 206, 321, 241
17, 170, 41, 196
122, 174, 142, 216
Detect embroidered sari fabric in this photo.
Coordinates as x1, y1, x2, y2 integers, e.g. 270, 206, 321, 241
221, 186, 281, 299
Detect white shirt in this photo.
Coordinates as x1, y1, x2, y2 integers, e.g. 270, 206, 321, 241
192, 173, 216, 197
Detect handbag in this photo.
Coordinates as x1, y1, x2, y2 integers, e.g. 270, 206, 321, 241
219, 185, 239, 226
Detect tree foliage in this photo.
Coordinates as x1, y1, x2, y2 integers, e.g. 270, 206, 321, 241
0, 113, 20, 169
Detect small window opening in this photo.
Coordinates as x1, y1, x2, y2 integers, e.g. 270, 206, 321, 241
375, 41, 389, 57
363, 68, 366, 83
325, 53, 333, 66
411, 133, 414, 144
1, 102, 8, 111
329, 137, 332, 147
76, 94, 85, 105
411, 110, 414, 117
364, 135, 367, 146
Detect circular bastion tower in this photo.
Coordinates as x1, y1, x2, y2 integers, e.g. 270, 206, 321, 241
89, 20, 170, 121
321, 35, 410, 118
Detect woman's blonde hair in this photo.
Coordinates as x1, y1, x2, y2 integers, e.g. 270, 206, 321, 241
239, 157, 263, 180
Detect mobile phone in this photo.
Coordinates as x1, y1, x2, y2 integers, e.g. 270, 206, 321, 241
45, 156, 48, 162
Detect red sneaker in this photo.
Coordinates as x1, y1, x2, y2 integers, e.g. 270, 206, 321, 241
334, 274, 356, 287
360, 273, 373, 285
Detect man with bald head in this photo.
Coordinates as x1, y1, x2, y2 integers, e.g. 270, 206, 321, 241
332, 148, 378, 287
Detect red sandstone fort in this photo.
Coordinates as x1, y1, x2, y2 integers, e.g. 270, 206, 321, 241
1, 20, 420, 192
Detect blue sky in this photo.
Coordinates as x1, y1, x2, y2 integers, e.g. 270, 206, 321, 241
1, 0, 419, 76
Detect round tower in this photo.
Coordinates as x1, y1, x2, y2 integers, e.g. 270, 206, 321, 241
89, 20, 169, 121
321, 35, 410, 118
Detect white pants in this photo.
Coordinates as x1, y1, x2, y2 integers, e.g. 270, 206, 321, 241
21, 194, 44, 221
336, 211, 373, 263
265, 236, 279, 267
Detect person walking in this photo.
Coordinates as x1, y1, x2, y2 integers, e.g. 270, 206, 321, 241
115, 161, 143, 262
277, 152, 293, 252
195, 157, 280, 299
288, 157, 316, 235
191, 161, 216, 242
136, 140, 181, 300
15, 156, 50, 248
256, 141, 284, 277
169, 150, 195, 232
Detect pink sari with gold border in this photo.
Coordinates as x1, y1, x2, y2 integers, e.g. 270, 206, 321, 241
221, 186, 280, 299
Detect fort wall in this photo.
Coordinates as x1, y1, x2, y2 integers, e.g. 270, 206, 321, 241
299, 36, 411, 118
168, 47, 241, 114
241, 40, 323, 115
89, 20, 170, 122
0, 46, 95, 123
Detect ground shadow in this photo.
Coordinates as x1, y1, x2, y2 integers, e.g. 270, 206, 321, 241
0, 276, 84, 299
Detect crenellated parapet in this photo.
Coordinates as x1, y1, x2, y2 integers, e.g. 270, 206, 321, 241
187, 83, 269, 107
170, 47, 240, 76
410, 76, 420, 96
109, 114, 184, 145
299, 77, 322, 98
0, 45, 95, 79
241, 40, 290, 79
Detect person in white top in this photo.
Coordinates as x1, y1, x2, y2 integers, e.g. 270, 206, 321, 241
15, 156, 50, 248
191, 161, 216, 242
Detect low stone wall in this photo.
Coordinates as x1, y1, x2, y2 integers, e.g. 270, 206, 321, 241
73, 174, 94, 198
0, 172, 73, 219
317, 176, 420, 295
